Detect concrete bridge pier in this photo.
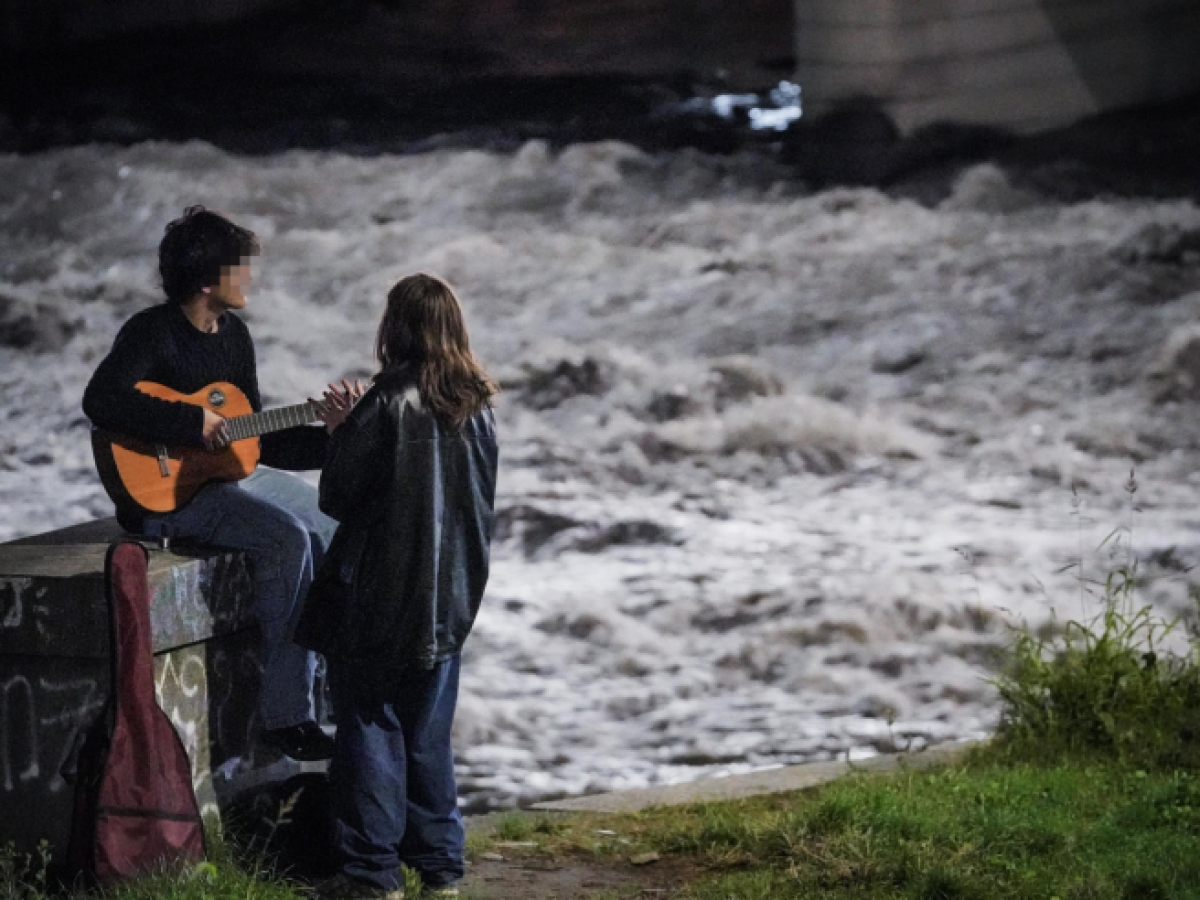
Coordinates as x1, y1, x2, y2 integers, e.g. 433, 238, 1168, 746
794, 0, 1200, 133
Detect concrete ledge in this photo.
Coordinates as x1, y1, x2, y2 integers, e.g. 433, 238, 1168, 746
2, 518, 256, 656
527, 740, 981, 815
0, 518, 308, 862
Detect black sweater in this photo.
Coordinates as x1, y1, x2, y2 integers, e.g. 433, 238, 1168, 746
83, 304, 327, 470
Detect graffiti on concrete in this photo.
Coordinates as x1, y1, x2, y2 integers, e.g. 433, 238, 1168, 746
38, 676, 105, 795
1, 669, 107, 801
154, 635, 264, 819
1, 675, 38, 791
156, 645, 216, 818
0, 578, 32, 629
208, 642, 264, 763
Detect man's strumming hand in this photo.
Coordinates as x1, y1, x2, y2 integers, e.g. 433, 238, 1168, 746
202, 408, 231, 451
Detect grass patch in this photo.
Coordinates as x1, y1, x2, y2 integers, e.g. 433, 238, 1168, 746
0, 838, 436, 899
491, 812, 568, 843
96, 843, 308, 900
485, 761, 1200, 899
0, 842, 52, 900
686, 761, 1200, 898
0, 838, 309, 900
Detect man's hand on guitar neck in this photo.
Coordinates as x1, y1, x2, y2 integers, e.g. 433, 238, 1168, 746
202, 408, 231, 452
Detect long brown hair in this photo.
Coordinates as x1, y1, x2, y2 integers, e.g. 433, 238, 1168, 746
375, 273, 498, 429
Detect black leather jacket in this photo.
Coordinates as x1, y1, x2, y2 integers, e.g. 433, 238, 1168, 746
294, 365, 498, 672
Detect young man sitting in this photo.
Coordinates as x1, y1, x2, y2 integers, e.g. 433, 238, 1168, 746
83, 205, 349, 761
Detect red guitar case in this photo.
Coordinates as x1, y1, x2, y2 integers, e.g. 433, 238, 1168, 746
66, 541, 205, 883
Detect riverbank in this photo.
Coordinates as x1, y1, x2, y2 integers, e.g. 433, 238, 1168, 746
461, 751, 1200, 899
6, 745, 1196, 898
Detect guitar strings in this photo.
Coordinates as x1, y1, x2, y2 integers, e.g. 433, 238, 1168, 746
222, 401, 317, 441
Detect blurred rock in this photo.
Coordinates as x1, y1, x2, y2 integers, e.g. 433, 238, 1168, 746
633, 430, 689, 464
536, 611, 614, 643
888, 122, 1011, 197
709, 355, 784, 406
569, 519, 682, 553
0, 293, 83, 352
1114, 221, 1200, 266
785, 620, 869, 647
612, 440, 651, 484
940, 163, 1037, 214
521, 354, 614, 410
691, 591, 790, 633
493, 504, 583, 556
646, 386, 700, 421
871, 342, 926, 374
1148, 319, 1200, 402
786, 100, 899, 187
853, 691, 908, 719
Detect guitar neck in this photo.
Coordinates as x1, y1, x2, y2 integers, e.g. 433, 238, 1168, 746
226, 402, 318, 441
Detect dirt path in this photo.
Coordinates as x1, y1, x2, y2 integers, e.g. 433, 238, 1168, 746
461, 848, 699, 899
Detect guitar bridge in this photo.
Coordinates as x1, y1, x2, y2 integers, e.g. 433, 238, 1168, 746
155, 444, 170, 478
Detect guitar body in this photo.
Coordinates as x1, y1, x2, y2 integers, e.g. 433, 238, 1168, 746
92, 381, 261, 516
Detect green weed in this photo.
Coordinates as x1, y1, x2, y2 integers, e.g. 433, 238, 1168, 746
988, 481, 1200, 770
0, 842, 50, 900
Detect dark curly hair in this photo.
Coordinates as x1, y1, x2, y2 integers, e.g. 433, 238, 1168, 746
158, 206, 260, 305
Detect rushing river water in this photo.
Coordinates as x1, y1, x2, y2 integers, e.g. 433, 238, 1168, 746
3, 139, 1200, 810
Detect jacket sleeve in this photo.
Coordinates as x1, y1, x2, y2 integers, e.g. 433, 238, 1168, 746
232, 322, 330, 469
318, 391, 389, 523
262, 426, 330, 471
82, 315, 205, 445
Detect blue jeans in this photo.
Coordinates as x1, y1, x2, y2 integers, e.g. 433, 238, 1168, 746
329, 654, 465, 891
143, 467, 338, 731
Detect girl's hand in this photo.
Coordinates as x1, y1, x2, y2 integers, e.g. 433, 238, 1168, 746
311, 385, 350, 433
311, 380, 367, 433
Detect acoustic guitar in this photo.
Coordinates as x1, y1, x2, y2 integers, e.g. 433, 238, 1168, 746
91, 381, 318, 515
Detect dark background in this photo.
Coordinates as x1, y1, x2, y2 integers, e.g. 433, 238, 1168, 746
2, 0, 1199, 200
0, 0, 791, 152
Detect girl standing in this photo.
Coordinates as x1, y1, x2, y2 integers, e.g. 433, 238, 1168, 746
299, 274, 499, 900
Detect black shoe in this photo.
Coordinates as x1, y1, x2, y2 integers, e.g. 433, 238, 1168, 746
261, 720, 335, 761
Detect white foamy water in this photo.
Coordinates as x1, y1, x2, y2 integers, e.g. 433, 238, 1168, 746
3, 142, 1200, 809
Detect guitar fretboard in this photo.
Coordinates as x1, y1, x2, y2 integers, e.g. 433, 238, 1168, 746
226, 402, 318, 442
